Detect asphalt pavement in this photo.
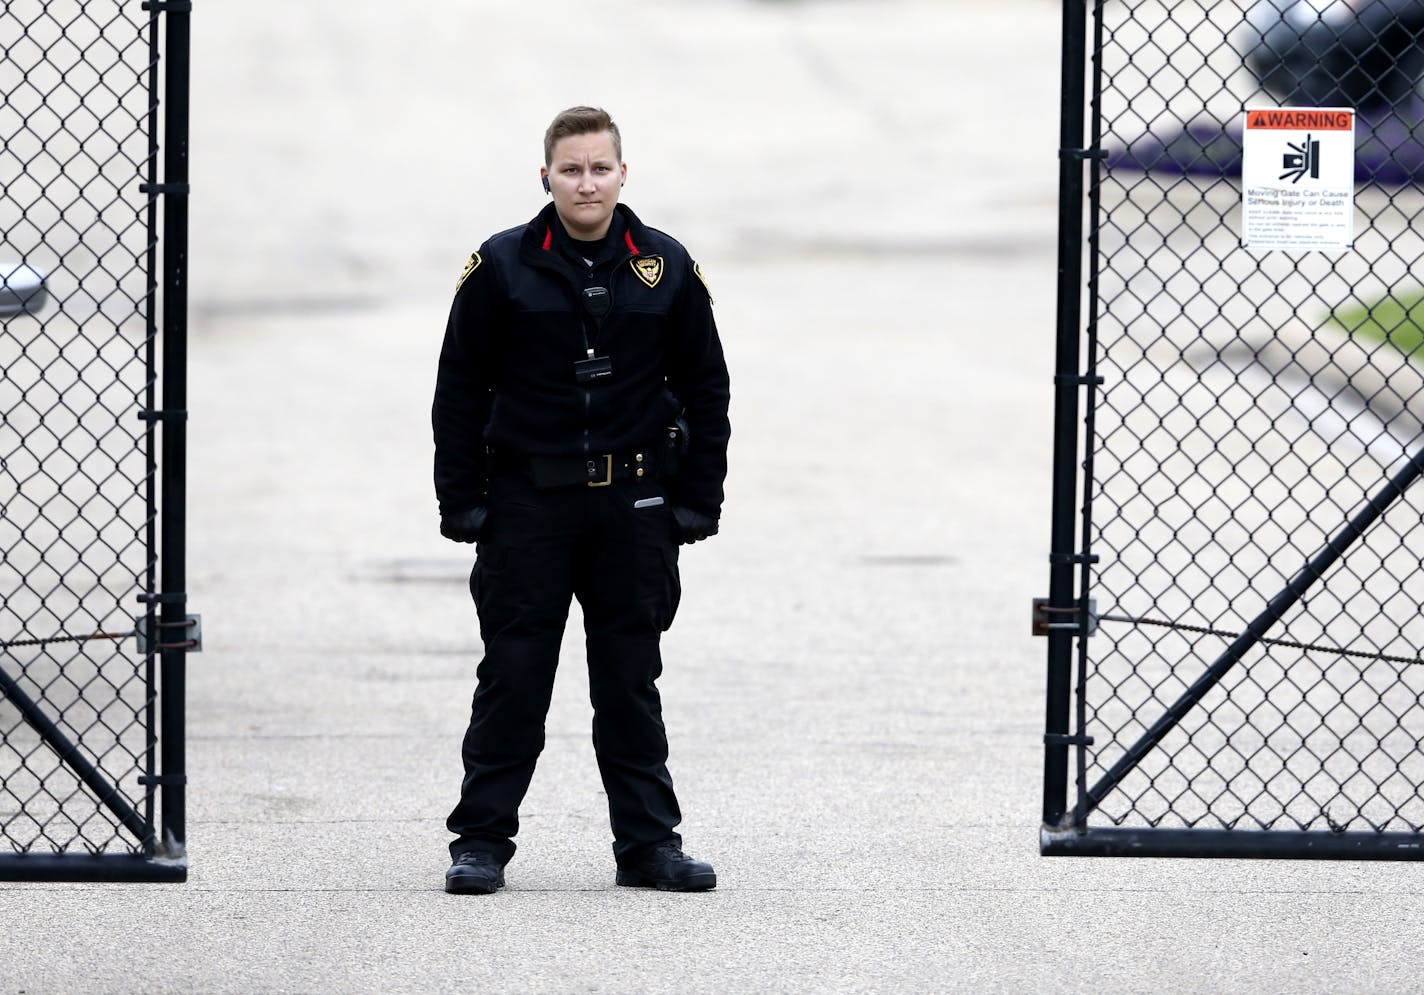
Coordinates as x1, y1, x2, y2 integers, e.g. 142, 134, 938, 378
5, 1, 1424, 992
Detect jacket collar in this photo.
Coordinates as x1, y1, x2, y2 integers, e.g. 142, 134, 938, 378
520, 203, 653, 264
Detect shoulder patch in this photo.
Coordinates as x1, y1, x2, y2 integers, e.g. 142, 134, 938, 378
454, 251, 482, 292
693, 261, 714, 304
631, 255, 664, 289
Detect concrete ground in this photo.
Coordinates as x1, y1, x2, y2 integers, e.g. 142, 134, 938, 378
5, 0, 1424, 992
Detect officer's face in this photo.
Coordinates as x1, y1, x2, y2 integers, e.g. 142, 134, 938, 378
541, 131, 626, 240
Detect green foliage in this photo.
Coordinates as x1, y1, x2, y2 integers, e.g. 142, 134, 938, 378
1332, 289, 1424, 358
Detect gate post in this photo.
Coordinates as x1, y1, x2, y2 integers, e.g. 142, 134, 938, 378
1042, 0, 1091, 829
155, 0, 192, 859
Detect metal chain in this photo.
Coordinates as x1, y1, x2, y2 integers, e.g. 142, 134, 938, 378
1098, 613, 1424, 668
0, 631, 134, 650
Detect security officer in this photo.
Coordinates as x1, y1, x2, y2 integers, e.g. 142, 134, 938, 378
432, 106, 731, 894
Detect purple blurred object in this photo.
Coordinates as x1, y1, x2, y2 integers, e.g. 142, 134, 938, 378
1107, 100, 1424, 184
1107, 0, 1424, 185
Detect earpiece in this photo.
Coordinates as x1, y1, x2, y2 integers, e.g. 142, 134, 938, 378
542, 175, 551, 194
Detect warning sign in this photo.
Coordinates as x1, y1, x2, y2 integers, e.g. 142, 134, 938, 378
1240, 106, 1355, 252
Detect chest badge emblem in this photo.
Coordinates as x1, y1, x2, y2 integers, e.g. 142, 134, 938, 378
631, 255, 664, 289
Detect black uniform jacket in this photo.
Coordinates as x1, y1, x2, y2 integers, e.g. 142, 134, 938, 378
433, 203, 731, 519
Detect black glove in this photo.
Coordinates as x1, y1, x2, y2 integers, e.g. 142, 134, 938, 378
440, 506, 488, 544
672, 507, 718, 545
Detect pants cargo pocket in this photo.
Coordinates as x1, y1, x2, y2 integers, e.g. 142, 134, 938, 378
639, 542, 681, 632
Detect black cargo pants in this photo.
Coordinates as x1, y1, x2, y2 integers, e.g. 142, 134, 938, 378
447, 468, 683, 864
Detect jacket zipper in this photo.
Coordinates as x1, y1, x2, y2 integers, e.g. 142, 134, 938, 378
581, 301, 595, 455
530, 246, 638, 458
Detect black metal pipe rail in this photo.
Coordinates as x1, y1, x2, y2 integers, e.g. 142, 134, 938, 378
1043, 827, 1424, 861
154, 0, 192, 864
1042, 0, 1092, 828
0, 853, 186, 882
142, 0, 165, 853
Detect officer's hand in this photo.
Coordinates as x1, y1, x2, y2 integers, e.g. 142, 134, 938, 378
672, 507, 718, 545
440, 506, 488, 544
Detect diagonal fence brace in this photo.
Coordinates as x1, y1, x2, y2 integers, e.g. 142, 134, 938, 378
1073, 445, 1424, 824
0, 660, 153, 849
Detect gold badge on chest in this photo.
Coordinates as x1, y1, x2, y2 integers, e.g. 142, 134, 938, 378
631, 255, 664, 289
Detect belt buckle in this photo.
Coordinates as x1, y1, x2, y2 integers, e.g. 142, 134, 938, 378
587, 454, 613, 487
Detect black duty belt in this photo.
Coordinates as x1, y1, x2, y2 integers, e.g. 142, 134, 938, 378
494, 447, 661, 488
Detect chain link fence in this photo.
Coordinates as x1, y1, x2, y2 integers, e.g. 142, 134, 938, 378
0, 0, 188, 879
1043, 0, 1424, 857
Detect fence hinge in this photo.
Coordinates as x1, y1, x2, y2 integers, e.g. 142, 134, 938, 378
1043, 733, 1095, 747
135, 613, 202, 654
1048, 552, 1099, 566
137, 409, 188, 422
138, 592, 186, 605
1054, 373, 1105, 387
139, 182, 191, 197
138, 774, 187, 786
141, 1, 193, 11
1058, 147, 1109, 161
1032, 598, 1098, 637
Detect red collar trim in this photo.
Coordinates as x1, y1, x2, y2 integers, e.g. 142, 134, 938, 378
542, 223, 636, 254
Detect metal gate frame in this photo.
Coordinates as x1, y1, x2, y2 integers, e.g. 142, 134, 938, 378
0, 0, 191, 882
1040, 0, 1424, 861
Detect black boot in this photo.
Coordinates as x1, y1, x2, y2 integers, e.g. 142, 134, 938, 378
615, 842, 716, 892
445, 851, 505, 894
